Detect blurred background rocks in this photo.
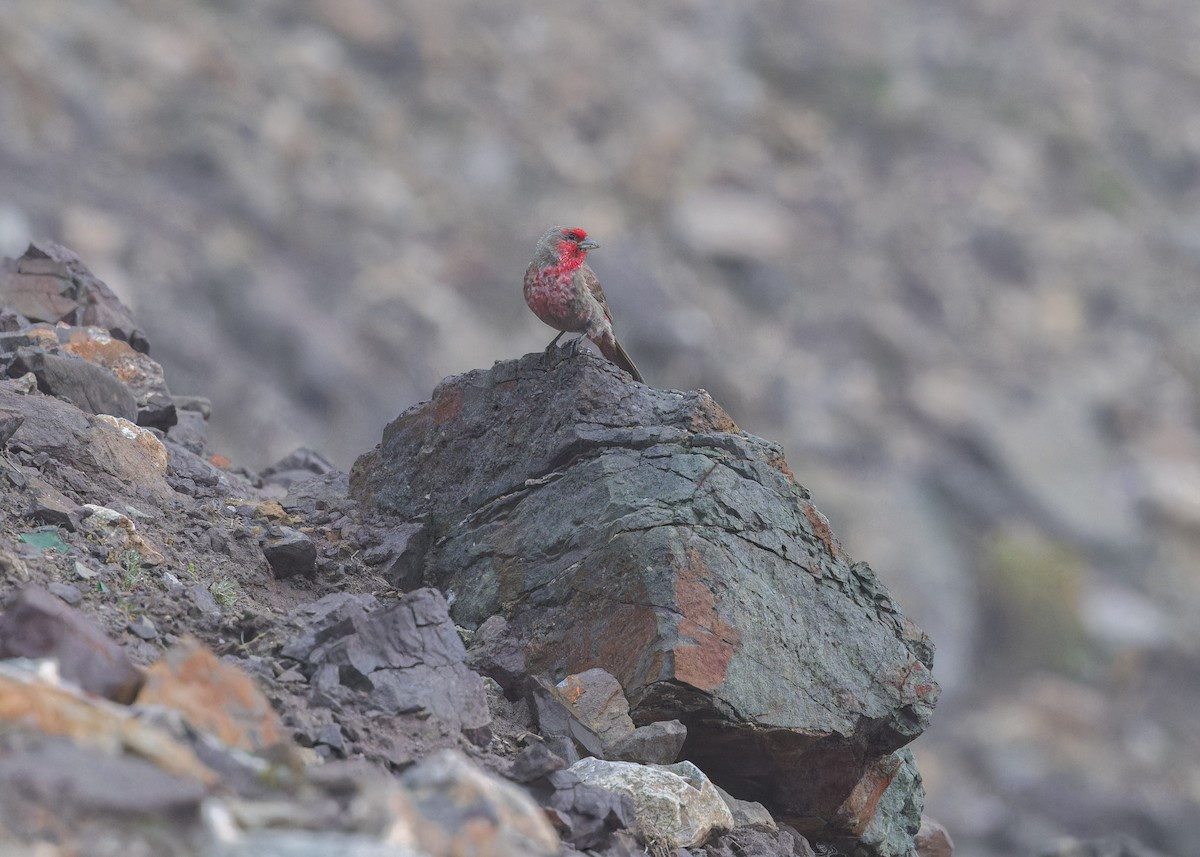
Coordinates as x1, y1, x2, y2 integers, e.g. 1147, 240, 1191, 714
1, 2, 1198, 854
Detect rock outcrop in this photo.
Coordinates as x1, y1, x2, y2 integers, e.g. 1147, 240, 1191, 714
351, 352, 939, 839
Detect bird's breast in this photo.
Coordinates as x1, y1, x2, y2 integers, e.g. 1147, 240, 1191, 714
525, 271, 587, 330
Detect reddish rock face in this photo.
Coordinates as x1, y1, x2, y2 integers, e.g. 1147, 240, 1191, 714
137, 636, 286, 752
352, 354, 939, 836
0, 241, 147, 353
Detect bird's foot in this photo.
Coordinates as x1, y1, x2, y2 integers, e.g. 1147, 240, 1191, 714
566, 335, 588, 356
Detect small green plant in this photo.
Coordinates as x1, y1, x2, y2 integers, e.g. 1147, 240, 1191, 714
209, 576, 242, 609
120, 550, 143, 591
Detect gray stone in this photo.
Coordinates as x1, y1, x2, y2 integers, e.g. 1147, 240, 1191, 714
46, 581, 83, 606
569, 757, 733, 850
262, 526, 317, 579
165, 408, 209, 455
555, 667, 637, 749
0, 380, 171, 501
509, 740, 568, 784
543, 767, 636, 851
358, 522, 428, 590
703, 827, 817, 857
128, 614, 158, 640
164, 442, 228, 493
512, 742, 635, 851
713, 785, 777, 832
0, 407, 21, 446
915, 816, 954, 857
260, 446, 337, 489
464, 614, 529, 699
25, 476, 81, 530
401, 749, 560, 857
529, 677, 592, 764
287, 588, 491, 742
611, 719, 687, 765
822, 749, 925, 857
10, 345, 138, 422
0, 584, 143, 703
0, 738, 206, 818
280, 593, 379, 661
315, 723, 345, 753
173, 395, 212, 419
186, 583, 222, 616
0, 241, 148, 351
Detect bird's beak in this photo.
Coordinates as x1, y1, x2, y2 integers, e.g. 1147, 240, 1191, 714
578, 238, 600, 252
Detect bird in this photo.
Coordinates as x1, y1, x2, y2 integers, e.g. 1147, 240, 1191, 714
523, 226, 643, 383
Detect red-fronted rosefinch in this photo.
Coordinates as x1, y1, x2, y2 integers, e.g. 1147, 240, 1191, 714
523, 226, 643, 383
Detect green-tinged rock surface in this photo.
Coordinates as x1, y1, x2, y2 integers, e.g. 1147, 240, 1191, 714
351, 352, 938, 839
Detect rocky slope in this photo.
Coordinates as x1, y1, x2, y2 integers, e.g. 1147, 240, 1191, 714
0, 244, 949, 856
5, 5, 1200, 848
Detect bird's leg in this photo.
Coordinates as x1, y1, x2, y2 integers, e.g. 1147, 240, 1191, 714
543, 331, 565, 355
567, 335, 588, 356
541, 331, 567, 369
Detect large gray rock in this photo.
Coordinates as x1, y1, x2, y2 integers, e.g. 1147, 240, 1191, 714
0, 584, 144, 703
824, 748, 925, 857
10, 345, 138, 422
0, 378, 172, 501
351, 355, 939, 841
282, 588, 491, 745
552, 667, 687, 765
570, 757, 733, 850
401, 749, 561, 857
0, 738, 207, 825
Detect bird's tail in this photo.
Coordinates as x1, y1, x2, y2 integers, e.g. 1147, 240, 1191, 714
600, 336, 644, 383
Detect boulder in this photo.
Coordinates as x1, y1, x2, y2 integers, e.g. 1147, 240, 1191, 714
0, 241, 148, 352
401, 749, 561, 857
465, 614, 530, 699
511, 742, 635, 851
281, 589, 491, 745
9, 345, 138, 422
825, 749, 925, 857
0, 738, 208, 825
350, 354, 938, 838
0, 585, 143, 703
551, 667, 687, 765
714, 784, 777, 831
0, 379, 172, 501
916, 816, 954, 857
60, 325, 176, 428
570, 757, 734, 849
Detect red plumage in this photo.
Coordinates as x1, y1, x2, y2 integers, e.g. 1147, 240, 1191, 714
523, 226, 643, 383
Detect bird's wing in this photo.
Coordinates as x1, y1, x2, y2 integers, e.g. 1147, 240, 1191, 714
579, 264, 613, 323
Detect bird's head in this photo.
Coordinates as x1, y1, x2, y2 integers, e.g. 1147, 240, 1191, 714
533, 226, 599, 269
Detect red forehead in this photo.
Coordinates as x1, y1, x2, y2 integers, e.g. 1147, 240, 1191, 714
562, 228, 587, 241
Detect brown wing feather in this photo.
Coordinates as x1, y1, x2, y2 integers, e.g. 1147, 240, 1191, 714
578, 262, 643, 382
579, 264, 613, 323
